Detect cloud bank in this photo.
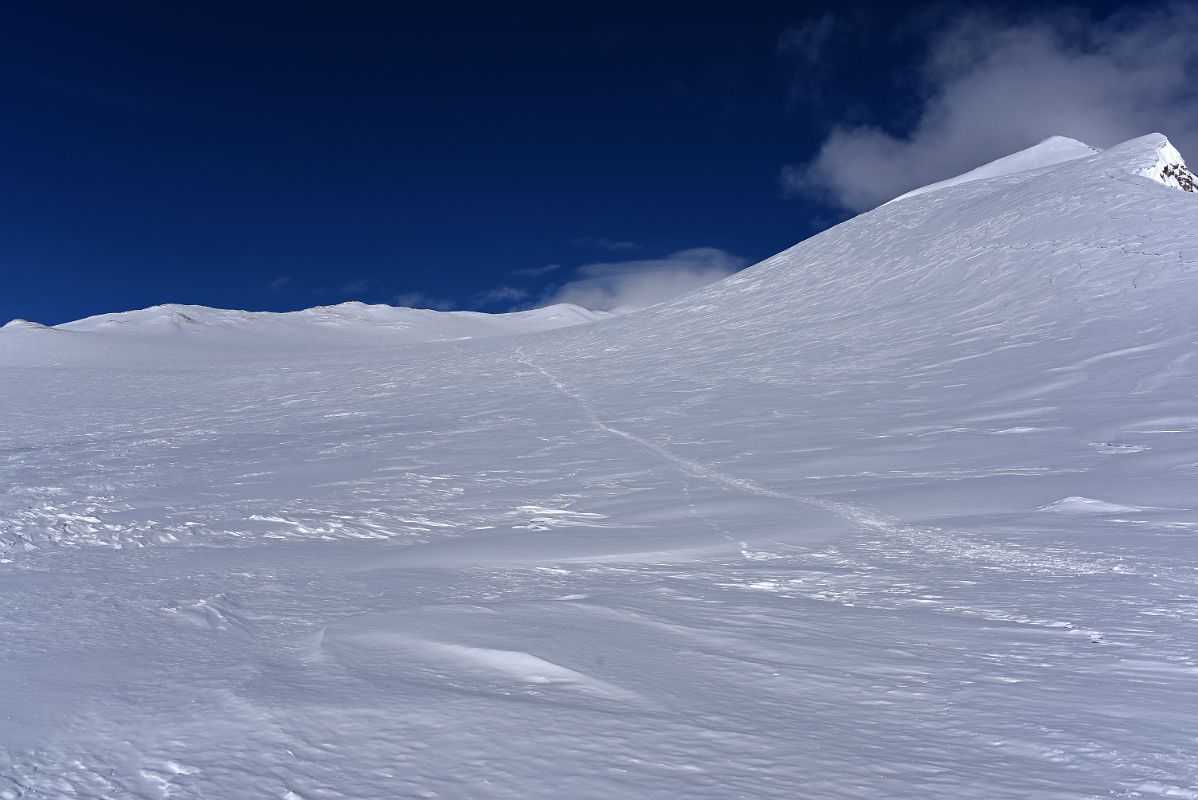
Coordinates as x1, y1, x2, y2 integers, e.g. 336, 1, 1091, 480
394, 291, 455, 311
785, 5, 1198, 210
543, 248, 746, 313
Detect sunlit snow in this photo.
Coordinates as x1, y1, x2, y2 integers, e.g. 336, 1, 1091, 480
1, 133, 1196, 799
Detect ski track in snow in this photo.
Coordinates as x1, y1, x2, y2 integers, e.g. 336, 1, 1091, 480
1, 134, 1198, 798
515, 347, 1140, 581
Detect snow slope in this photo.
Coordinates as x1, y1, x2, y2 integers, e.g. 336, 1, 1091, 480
1, 133, 1197, 799
0, 301, 610, 366
888, 135, 1099, 204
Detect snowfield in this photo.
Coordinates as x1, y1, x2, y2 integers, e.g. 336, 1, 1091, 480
1, 133, 1196, 799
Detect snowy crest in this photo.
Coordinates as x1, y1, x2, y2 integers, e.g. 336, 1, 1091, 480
888, 132, 1196, 205
1117, 133, 1197, 192
887, 135, 1100, 205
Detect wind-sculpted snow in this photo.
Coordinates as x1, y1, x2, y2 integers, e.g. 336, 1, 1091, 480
887, 135, 1099, 205
1, 134, 1196, 798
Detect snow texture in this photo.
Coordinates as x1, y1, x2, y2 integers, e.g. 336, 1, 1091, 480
1, 133, 1197, 799
887, 135, 1100, 204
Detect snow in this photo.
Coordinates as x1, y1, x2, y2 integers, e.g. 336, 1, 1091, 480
887, 135, 1098, 204
1106, 133, 1198, 192
57, 300, 610, 337
0, 301, 612, 369
2, 134, 1198, 798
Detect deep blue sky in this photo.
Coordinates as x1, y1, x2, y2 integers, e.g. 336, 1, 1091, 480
0, 1, 1147, 324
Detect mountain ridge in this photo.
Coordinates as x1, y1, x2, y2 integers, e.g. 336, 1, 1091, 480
5, 300, 610, 334
7, 132, 1191, 338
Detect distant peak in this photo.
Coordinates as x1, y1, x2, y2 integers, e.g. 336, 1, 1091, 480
2, 319, 50, 330
1036, 135, 1091, 148
301, 301, 384, 313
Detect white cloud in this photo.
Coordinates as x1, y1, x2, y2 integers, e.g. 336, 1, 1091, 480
268, 276, 291, 291
474, 286, 529, 305
543, 247, 746, 313
393, 291, 456, 311
785, 5, 1198, 210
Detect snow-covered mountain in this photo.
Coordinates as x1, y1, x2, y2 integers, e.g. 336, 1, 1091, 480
886, 134, 1101, 204
0, 301, 611, 365
1, 133, 1196, 799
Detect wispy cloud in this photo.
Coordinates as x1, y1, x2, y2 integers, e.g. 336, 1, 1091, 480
511, 263, 562, 278
784, 5, 1198, 211
473, 286, 529, 306
340, 278, 370, 296
393, 291, 456, 311
573, 237, 641, 252
268, 276, 292, 291
777, 14, 849, 107
542, 247, 746, 313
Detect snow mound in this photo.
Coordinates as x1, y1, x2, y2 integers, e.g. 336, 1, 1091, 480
1040, 497, 1149, 515
888, 135, 1099, 204
0, 319, 50, 330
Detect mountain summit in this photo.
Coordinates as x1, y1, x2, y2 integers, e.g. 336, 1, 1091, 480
889, 132, 1194, 205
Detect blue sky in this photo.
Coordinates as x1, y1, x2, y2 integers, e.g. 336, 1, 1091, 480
2, 2, 1194, 325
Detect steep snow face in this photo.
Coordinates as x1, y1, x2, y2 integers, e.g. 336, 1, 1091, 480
1110, 133, 1197, 192
888, 135, 1099, 204
1, 135, 1197, 799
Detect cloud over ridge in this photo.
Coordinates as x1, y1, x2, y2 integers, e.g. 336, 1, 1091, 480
786, 5, 1198, 210
543, 247, 747, 313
